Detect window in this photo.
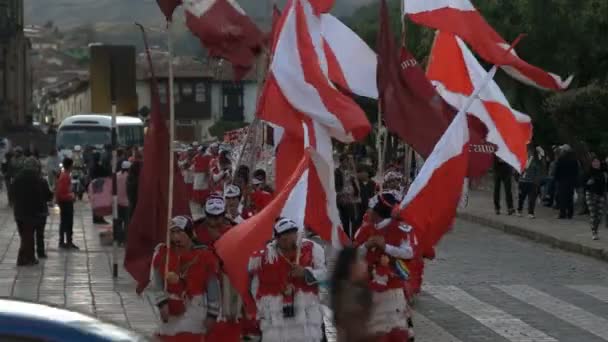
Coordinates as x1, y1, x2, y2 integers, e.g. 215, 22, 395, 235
182, 82, 193, 97
223, 95, 228, 108
173, 84, 180, 103
195, 83, 206, 103
158, 83, 167, 104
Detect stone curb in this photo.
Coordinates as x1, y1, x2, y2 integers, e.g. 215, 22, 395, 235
457, 212, 608, 263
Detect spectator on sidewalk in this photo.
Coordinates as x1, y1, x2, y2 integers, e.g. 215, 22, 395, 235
584, 157, 606, 240
493, 156, 515, 215
543, 146, 561, 207
56, 157, 79, 250
2, 151, 13, 205
555, 145, 579, 219
517, 146, 546, 219
357, 165, 376, 225
116, 161, 131, 245
10, 157, 53, 266
336, 154, 360, 238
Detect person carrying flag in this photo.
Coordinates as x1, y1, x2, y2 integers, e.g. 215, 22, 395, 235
148, 216, 221, 342
248, 218, 327, 342
354, 192, 415, 341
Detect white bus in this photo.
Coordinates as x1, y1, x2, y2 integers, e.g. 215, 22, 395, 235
56, 114, 144, 153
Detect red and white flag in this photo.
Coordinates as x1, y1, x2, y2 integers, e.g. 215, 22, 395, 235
215, 147, 342, 313
404, 0, 573, 90
427, 32, 532, 172
321, 14, 378, 99
399, 110, 470, 251
258, 0, 371, 143
184, 0, 264, 80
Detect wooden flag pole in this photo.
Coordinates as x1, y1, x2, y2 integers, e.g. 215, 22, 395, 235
110, 60, 119, 279
164, 19, 176, 291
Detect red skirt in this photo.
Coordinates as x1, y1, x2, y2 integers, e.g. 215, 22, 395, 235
205, 321, 241, 342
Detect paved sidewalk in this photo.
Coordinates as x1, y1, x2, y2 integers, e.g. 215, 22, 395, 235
0, 197, 159, 335
459, 190, 608, 262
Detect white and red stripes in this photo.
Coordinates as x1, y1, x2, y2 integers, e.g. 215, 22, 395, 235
404, 0, 572, 91
427, 32, 532, 172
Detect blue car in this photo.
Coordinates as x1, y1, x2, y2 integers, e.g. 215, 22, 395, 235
0, 298, 151, 341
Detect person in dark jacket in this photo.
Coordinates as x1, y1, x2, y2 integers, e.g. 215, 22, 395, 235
356, 165, 376, 225
554, 145, 579, 219
517, 147, 545, 218
493, 156, 515, 215
10, 157, 53, 265
335, 154, 360, 238
126, 160, 141, 220
584, 157, 606, 240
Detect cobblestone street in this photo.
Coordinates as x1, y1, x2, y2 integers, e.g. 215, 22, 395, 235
1, 196, 608, 341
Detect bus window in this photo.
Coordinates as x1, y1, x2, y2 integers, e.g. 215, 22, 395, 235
118, 125, 144, 147
56, 126, 111, 150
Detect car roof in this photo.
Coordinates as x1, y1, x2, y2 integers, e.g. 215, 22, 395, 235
0, 299, 147, 341
58, 115, 143, 128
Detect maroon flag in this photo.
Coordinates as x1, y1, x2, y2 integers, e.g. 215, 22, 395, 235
377, 0, 493, 177
184, 0, 264, 81
125, 27, 190, 293
156, 0, 182, 20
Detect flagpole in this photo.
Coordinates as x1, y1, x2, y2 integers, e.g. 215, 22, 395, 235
110, 60, 119, 279
164, 20, 176, 291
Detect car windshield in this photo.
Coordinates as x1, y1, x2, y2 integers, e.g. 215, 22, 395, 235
57, 126, 111, 150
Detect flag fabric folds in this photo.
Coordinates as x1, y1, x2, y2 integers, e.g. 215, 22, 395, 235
321, 14, 378, 99
156, 0, 182, 20
399, 110, 470, 252
258, 0, 371, 143
427, 32, 533, 172
403, 0, 572, 90
215, 150, 313, 311
124, 35, 190, 293
184, 0, 264, 81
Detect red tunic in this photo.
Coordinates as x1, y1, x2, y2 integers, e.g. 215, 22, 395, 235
191, 153, 212, 202
251, 240, 318, 299
193, 221, 231, 248
354, 220, 411, 291
250, 190, 273, 212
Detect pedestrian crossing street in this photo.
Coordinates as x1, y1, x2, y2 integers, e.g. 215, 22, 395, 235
323, 284, 608, 342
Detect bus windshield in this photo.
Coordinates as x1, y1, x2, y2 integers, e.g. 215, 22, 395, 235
56, 126, 111, 150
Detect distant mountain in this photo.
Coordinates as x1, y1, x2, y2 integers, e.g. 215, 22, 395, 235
24, 0, 373, 29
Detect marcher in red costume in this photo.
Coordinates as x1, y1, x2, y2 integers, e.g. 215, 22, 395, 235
191, 146, 213, 205
248, 218, 327, 342
250, 169, 274, 212
354, 192, 415, 341
224, 185, 254, 224
194, 196, 245, 342
148, 216, 221, 342
210, 147, 232, 195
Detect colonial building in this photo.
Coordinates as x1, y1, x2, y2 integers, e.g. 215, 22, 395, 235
0, 0, 33, 128
136, 55, 259, 142
45, 78, 91, 125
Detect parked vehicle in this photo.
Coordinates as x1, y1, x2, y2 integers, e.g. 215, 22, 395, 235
0, 298, 151, 341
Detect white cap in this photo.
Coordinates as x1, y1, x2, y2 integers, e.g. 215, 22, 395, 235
224, 184, 241, 199
251, 177, 263, 185
210, 142, 219, 149
274, 218, 298, 236
74, 145, 82, 152
192, 141, 200, 147
205, 196, 226, 216
384, 171, 403, 182
121, 161, 131, 169
170, 215, 192, 231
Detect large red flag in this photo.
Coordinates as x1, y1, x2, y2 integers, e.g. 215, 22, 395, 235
124, 28, 190, 293
156, 0, 182, 20
215, 150, 313, 312
403, 0, 572, 90
184, 0, 264, 81
399, 110, 470, 251
377, 0, 493, 177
